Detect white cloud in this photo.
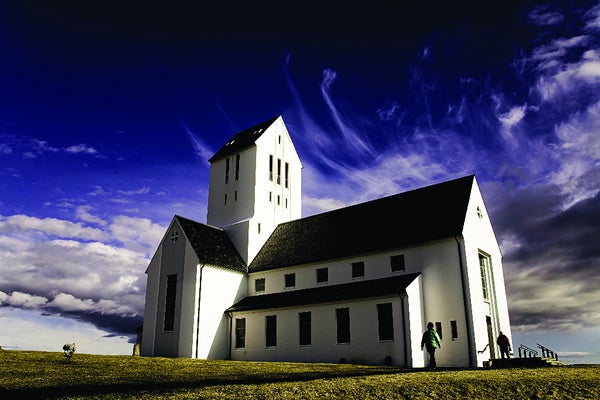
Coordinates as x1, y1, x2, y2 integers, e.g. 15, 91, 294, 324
528, 5, 564, 26
181, 121, 215, 161
0, 307, 133, 355
65, 144, 98, 155
76, 205, 108, 226
0, 290, 48, 308
0, 214, 110, 241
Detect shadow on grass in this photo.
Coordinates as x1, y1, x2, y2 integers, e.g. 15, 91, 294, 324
1, 367, 413, 399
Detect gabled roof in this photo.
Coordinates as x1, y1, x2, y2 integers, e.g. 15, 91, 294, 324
227, 273, 421, 312
249, 175, 475, 272
208, 115, 280, 163
175, 215, 247, 273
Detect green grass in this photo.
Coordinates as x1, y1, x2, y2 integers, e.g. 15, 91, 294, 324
1, 350, 598, 399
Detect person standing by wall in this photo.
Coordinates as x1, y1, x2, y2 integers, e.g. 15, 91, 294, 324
421, 322, 441, 369
497, 331, 511, 359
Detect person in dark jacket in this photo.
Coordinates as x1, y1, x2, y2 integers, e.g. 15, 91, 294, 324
421, 322, 441, 369
497, 331, 511, 359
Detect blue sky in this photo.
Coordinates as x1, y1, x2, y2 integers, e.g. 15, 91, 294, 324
1, 2, 599, 363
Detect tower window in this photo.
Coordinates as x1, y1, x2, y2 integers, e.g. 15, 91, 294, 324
225, 158, 230, 184
235, 154, 240, 180
224, 194, 227, 205
277, 158, 281, 184
277, 195, 280, 205
285, 162, 289, 188
269, 155, 273, 181
234, 190, 238, 201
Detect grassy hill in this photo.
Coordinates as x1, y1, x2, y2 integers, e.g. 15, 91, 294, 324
1, 350, 598, 399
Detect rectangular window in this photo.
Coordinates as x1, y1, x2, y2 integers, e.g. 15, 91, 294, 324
285, 162, 289, 188
234, 190, 238, 201
224, 193, 227, 205
255, 278, 265, 292
285, 198, 288, 208
479, 253, 491, 300
336, 307, 350, 344
225, 158, 230, 184
316, 267, 328, 283
277, 158, 281, 184
390, 254, 405, 272
235, 154, 240, 180
266, 315, 277, 347
269, 192, 272, 202
235, 318, 246, 348
277, 195, 280, 205
377, 303, 394, 341
163, 274, 177, 331
451, 320, 458, 340
351, 261, 365, 278
285, 273, 295, 288
435, 321, 443, 339
299, 312, 311, 346
258, 223, 261, 234
269, 155, 273, 181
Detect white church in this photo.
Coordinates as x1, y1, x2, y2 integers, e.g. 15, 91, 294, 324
141, 115, 512, 368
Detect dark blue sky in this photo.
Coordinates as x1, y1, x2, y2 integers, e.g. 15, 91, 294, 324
1, 2, 599, 362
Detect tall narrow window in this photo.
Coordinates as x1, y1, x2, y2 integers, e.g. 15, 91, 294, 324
316, 267, 328, 283
234, 190, 238, 201
479, 253, 491, 300
285, 162, 289, 188
435, 322, 443, 339
336, 307, 350, 344
255, 278, 265, 292
390, 254, 405, 272
258, 223, 261, 234
235, 318, 246, 348
266, 315, 277, 347
277, 195, 280, 205
225, 158, 230, 184
235, 154, 240, 180
377, 303, 394, 341
277, 158, 281, 184
451, 320, 458, 340
351, 261, 365, 278
299, 312, 311, 346
163, 274, 177, 331
224, 193, 227, 205
269, 155, 273, 181
285, 273, 295, 288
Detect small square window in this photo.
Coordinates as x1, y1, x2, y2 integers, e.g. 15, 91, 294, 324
285, 273, 295, 288
351, 261, 364, 278
316, 267, 328, 283
255, 278, 265, 292
390, 254, 405, 272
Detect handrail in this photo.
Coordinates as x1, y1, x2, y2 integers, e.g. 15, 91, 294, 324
537, 343, 559, 360
518, 344, 538, 358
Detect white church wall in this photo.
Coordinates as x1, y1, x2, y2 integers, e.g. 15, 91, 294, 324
140, 245, 161, 356
176, 239, 204, 357
461, 179, 511, 366
195, 266, 246, 359
230, 295, 408, 366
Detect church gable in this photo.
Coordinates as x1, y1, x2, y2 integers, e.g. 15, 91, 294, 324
175, 215, 246, 272
249, 175, 475, 272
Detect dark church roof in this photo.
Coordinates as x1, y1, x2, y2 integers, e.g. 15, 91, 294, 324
208, 115, 280, 163
175, 215, 247, 273
227, 273, 421, 312
249, 175, 475, 272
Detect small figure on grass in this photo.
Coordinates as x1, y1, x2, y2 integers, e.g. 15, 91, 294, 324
63, 343, 76, 361
421, 322, 441, 370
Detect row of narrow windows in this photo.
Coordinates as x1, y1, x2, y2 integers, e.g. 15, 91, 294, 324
234, 303, 396, 348
223, 190, 290, 208
224, 154, 240, 184
254, 255, 406, 292
269, 155, 289, 188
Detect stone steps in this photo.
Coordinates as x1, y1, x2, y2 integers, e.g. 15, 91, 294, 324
485, 357, 567, 368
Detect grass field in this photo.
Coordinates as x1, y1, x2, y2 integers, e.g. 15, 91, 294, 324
1, 350, 598, 399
